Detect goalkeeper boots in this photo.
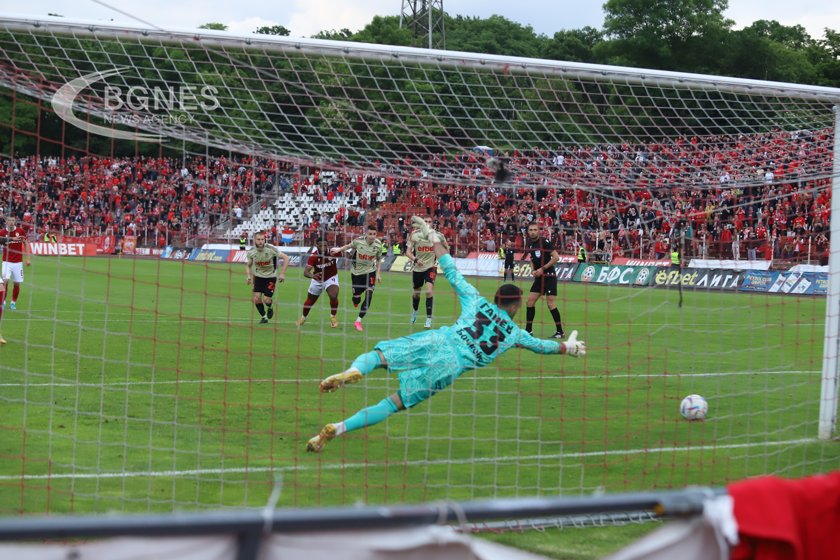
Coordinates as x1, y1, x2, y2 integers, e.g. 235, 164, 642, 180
306, 423, 337, 453
320, 369, 363, 393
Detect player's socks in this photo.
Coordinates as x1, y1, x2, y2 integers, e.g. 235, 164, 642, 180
329, 297, 338, 317
352, 293, 361, 307
525, 306, 536, 333
549, 308, 563, 335
302, 294, 319, 318
255, 303, 266, 317
425, 296, 433, 318
412, 296, 420, 312
12, 284, 19, 302
359, 290, 374, 318
341, 397, 399, 433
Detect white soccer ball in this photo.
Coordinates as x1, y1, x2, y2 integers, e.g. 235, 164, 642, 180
680, 394, 708, 421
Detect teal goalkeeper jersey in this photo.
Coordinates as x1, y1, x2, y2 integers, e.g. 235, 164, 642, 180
437, 254, 560, 369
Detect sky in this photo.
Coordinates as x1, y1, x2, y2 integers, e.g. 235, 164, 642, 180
4, 0, 840, 41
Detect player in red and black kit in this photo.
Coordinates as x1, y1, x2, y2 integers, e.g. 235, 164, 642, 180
0, 216, 29, 344
296, 239, 340, 328
525, 222, 564, 339
0, 216, 30, 313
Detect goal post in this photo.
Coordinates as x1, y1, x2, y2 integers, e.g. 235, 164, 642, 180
819, 105, 840, 440
0, 13, 839, 518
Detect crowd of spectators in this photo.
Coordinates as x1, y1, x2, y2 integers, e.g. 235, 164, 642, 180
364, 128, 833, 264
0, 154, 287, 246
0, 127, 833, 264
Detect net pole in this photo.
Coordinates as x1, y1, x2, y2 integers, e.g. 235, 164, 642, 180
819, 105, 840, 440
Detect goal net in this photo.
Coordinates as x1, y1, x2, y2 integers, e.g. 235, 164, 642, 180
0, 14, 838, 516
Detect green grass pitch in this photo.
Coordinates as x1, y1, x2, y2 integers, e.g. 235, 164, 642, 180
1, 256, 837, 527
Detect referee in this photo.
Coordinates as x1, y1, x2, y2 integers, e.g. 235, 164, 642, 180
525, 222, 564, 339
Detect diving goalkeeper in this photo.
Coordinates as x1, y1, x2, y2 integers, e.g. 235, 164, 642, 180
306, 217, 586, 453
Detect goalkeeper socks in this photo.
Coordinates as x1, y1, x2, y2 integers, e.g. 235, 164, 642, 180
350, 350, 382, 375
302, 294, 319, 317
256, 303, 266, 317
425, 296, 434, 318
549, 307, 563, 331
329, 296, 339, 316
341, 397, 399, 434
412, 296, 420, 311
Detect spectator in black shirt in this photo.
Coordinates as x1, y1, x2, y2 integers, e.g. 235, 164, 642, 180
525, 223, 564, 339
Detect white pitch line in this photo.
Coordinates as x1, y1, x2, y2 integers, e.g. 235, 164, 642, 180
0, 438, 818, 481
0, 370, 819, 389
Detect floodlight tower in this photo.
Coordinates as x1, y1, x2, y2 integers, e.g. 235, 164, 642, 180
399, 0, 445, 49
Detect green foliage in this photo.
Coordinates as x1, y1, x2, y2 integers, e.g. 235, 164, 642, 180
444, 14, 545, 58
311, 28, 354, 41
542, 27, 603, 62
353, 16, 415, 47
255, 25, 290, 37
598, 0, 733, 70
198, 23, 227, 31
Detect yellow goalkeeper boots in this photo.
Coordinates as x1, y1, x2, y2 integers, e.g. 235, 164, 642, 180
319, 369, 362, 393
306, 423, 337, 453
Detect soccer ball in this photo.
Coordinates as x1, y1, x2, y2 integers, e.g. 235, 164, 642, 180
680, 394, 708, 421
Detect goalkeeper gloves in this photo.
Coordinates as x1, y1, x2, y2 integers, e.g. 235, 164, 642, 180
410, 215, 441, 243
563, 330, 586, 358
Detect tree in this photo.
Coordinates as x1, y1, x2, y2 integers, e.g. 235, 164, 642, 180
255, 25, 290, 36
542, 27, 603, 62
444, 14, 546, 58
353, 16, 414, 47
198, 23, 227, 31
722, 23, 818, 83
597, 0, 732, 70
815, 29, 840, 85
312, 28, 354, 41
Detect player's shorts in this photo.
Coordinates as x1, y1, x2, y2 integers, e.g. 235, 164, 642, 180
375, 330, 462, 409
307, 274, 339, 296
529, 274, 557, 296
412, 268, 437, 289
351, 272, 376, 294
253, 276, 276, 297
1, 262, 24, 284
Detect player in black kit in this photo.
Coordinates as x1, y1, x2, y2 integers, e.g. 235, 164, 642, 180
525, 222, 564, 339
502, 239, 515, 281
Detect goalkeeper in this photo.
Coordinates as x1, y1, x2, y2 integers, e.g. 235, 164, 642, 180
307, 217, 586, 453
